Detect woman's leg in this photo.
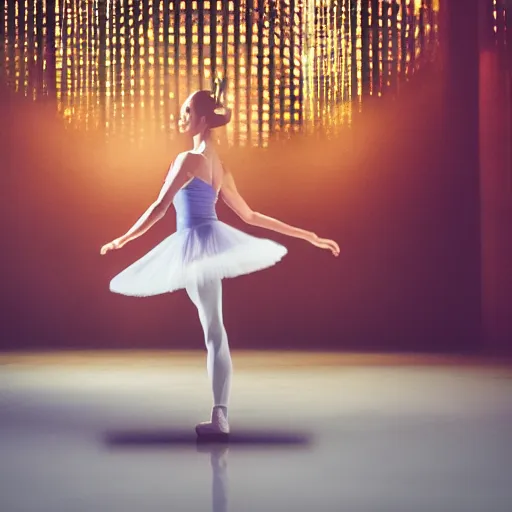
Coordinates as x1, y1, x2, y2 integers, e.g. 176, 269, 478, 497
186, 277, 232, 430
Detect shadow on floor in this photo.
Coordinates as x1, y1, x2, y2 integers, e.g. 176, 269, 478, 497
103, 428, 313, 448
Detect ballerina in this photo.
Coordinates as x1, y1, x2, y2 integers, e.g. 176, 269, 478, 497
100, 85, 340, 437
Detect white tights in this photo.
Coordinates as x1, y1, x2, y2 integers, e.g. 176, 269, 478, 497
186, 278, 232, 408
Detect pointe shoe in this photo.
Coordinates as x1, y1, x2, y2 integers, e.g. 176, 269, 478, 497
196, 406, 230, 437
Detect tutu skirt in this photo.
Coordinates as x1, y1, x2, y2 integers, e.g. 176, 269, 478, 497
110, 220, 288, 296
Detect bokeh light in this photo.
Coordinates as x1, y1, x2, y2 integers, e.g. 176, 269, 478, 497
0, 1, 440, 146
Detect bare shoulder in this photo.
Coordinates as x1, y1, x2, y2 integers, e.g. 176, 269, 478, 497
177, 150, 205, 164
174, 151, 205, 175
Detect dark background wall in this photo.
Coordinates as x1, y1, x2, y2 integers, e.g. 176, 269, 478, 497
0, 0, 487, 353
478, 0, 512, 355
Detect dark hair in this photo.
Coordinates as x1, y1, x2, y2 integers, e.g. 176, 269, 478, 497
192, 89, 231, 129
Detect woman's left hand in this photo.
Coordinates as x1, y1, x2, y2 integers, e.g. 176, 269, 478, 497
100, 237, 126, 255
308, 233, 340, 257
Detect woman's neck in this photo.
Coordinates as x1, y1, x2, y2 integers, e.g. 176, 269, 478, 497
192, 130, 211, 151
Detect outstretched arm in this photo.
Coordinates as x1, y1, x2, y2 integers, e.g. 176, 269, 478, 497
100, 153, 200, 255
220, 171, 340, 256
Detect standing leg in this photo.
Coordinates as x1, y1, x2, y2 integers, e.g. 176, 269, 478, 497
186, 277, 232, 435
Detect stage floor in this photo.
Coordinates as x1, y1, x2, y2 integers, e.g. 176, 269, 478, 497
1, 351, 511, 512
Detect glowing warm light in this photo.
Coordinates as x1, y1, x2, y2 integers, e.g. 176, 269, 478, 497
1, 0, 440, 146
492, 0, 509, 38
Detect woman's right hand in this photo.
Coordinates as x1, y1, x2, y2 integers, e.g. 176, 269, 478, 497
100, 237, 126, 255
308, 233, 340, 257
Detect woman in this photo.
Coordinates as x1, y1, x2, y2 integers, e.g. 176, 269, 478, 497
100, 88, 340, 437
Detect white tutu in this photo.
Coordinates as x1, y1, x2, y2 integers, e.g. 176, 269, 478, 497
110, 220, 288, 297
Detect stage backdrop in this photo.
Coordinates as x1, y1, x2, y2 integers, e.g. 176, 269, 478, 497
0, 0, 483, 353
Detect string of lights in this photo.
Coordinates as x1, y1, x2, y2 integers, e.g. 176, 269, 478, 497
1, 0, 440, 146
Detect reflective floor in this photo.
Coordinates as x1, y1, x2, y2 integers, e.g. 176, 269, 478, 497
1, 352, 511, 511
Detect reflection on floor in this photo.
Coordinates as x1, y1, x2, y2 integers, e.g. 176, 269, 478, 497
0, 351, 511, 511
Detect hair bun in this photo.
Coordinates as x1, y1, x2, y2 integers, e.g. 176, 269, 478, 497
191, 86, 231, 129
208, 107, 231, 129
214, 105, 232, 123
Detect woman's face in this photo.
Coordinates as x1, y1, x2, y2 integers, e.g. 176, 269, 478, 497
178, 93, 206, 135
